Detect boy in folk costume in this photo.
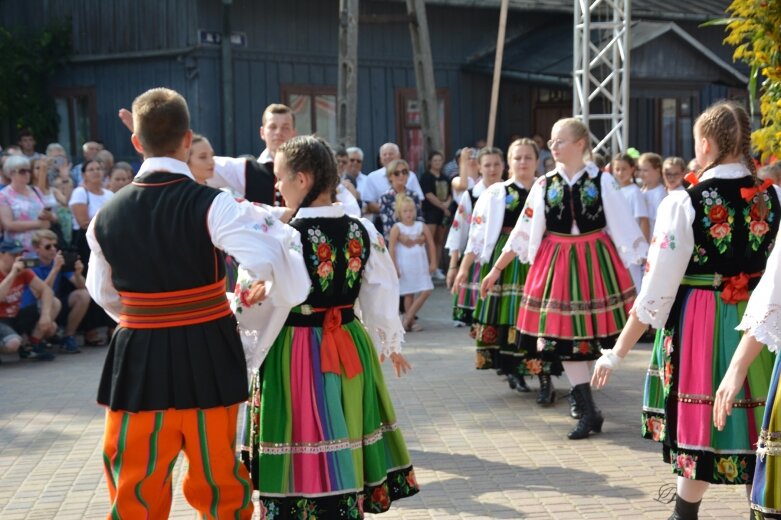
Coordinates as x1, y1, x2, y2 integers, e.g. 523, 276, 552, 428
86, 88, 309, 519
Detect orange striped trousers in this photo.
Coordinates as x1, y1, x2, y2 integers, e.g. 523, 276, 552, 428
102, 404, 253, 520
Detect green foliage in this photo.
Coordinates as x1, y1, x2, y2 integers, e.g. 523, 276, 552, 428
721, 0, 781, 160
0, 20, 72, 144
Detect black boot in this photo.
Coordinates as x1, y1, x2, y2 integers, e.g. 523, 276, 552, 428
667, 495, 701, 520
569, 391, 582, 419
567, 383, 603, 439
536, 374, 555, 405
508, 374, 530, 393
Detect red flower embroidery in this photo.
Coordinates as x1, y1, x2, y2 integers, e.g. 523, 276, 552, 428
481, 325, 497, 344
524, 207, 534, 218
473, 215, 483, 225
663, 336, 673, 355
347, 239, 362, 257
238, 289, 252, 308
525, 359, 542, 375
317, 261, 333, 278
750, 204, 764, 221
577, 341, 591, 354
452, 220, 460, 230
348, 256, 362, 272
317, 243, 332, 261
750, 220, 770, 237
371, 485, 390, 509
664, 362, 673, 387
709, 222, 730, 240
709, 204, 728, 224
646, 417, 664, 442
406, 469, 418, 488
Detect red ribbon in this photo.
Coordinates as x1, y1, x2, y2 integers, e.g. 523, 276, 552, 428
319, 306, 363, 378
684, 172, 699, 186
720, 272, 761, 304
740, 178, 774, 202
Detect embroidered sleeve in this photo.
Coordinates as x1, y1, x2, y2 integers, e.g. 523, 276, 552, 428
445, 190, 472, 253
465, 184, 505, 262
737, 228, 781, 353
503, 176, 545, 263
632, 191, 695, 328
357, 218, 405, 355
602, 173, 649, 267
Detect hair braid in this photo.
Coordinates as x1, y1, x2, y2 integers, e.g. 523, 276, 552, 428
278, 135, 339, 212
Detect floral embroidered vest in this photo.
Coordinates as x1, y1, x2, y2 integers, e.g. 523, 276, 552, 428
503, 182, 529, 228
544, 171, 606, 234
686, 176, 779, 276
291, 215, 371, 307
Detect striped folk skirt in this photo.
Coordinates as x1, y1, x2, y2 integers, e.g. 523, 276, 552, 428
642, 277, 774, 485
472, 232, 529, 370
452, 260, 481, 324
240, 319, 418, 518
514, 230, 635, 376
752, 353, 781, 518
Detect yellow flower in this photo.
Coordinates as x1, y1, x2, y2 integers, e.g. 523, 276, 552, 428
716, 457, 739, 482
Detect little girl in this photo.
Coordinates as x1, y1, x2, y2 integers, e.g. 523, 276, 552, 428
638, 152, 667, 231
389, 193, 435, 331
612, 153, 650, 291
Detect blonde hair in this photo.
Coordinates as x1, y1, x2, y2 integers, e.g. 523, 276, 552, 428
394, 193, 416, 219
638, 152, 662, 172
385, 159, 410, 180
552, 118, 593, 161
507, 138, 539, 161
262, 103, 295, 126
662, 156, 686, 172
131, 88, 190, 157
32, 229, 58, 247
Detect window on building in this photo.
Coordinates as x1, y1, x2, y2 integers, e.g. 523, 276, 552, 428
53, 88, 97, 160
395, 88, 449, 172
659, 97, 694, 160
282, 85, 337, 147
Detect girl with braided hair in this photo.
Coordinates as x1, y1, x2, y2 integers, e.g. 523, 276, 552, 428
234, 135, 418, 519
593, 100, 781, 519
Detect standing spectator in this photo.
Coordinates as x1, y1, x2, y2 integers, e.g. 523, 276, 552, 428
106, 165, 132, 193
0, 156, 57, 252
662, 156, 687, 192
95, 150, 115, 183
612, 153, 650, 292
335, 148, 349, 177
17, 129, 41, 160
31, 157, 68, 246
69, 160, 113, 265
378, 159, 423, 239
419, 150, 451, 279
21, 230, 89, 353
344, 146, 368, 193
71, 141, 103, 186
0, 240, 56, 361
638, 153, 666, 232
362, 143, 424, 218
533, 133, 552, 175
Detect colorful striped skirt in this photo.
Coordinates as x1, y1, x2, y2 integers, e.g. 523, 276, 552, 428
752, 353, 781, 518
642, 276, 774, 485
452, 260, 481, 324
240, 316, 418, 518
472, 232, 529, 370
514, 230, 635, 376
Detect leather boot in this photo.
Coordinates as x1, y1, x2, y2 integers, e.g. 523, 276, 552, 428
569, 391, 582, 419
667, 495, 701, 520
536, 374, 555, 405
508, 374, 530, 393
567, 383, 604, 439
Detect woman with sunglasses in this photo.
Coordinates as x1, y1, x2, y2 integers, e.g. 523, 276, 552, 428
0, 155, 58, 252
378, 159, 422, 240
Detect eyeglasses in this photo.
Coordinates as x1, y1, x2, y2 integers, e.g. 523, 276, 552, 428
392, 169, 409, 177
15, 168, 31, 175
547, 139, 572, 149
350, 158, 362, 163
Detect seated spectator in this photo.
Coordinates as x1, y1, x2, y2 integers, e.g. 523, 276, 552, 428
20, 230, 88, 353
378, 159, 422, 239
32, 157, 69, 246
0, 240, 56, 361
107, 165, 132, 192
0, 155, 57, 252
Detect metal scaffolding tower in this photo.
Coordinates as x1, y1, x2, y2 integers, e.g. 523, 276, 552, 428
572, 0, 631, 155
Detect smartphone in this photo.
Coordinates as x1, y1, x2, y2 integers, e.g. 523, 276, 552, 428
52, 156, 67, 169
62, 251, 79, 272
21, 257, 39, 269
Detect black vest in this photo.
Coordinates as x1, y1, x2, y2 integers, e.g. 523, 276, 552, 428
544, 171, 607, 234
685, 176, 780, 277
244, 160, 280, 206
503, 182, 529, 228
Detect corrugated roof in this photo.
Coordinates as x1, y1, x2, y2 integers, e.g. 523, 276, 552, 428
373, 0, 729, 22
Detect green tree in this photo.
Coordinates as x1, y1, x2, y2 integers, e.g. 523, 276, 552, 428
0, 20, 72, 145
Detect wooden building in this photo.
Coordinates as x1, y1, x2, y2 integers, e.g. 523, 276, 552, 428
1, 0, 742, 167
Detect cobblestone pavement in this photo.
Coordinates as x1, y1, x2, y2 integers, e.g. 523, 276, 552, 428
0, 286, 753, 519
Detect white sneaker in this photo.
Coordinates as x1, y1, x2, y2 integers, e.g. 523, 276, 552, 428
433, 269, 446, 280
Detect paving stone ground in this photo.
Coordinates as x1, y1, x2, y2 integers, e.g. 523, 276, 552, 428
0, 286, 753, 519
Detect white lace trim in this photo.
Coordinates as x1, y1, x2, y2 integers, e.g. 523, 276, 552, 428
737, 304, 781, 354
618, 236, 648, 266
374, 327, 403, 356
632, 296, 676, 329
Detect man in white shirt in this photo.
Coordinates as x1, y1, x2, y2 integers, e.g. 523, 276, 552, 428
361, 143, 424, 216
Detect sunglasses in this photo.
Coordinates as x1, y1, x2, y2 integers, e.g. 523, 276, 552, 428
15, 168, 32, 175
392, 169, 409, 177
41, 244, 56, 251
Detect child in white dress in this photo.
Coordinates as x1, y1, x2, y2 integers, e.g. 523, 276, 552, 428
389, 194, 435, 331
612, 153, 650, 291
638, 152, 667, 231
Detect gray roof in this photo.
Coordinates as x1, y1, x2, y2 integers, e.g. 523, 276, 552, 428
375, 0, 729, 22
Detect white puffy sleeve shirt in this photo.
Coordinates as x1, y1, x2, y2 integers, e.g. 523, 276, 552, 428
503, 165, 648, 266
445, 180, 484, 254
737, 220, 781, 353
465, 181, 507, 264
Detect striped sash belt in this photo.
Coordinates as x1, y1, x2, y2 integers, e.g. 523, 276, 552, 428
118, 278, 232, 329
681, 272, 762, 304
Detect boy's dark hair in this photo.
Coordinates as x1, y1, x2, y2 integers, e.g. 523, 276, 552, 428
131, 88, 190, 157
17, 129, 34, 140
